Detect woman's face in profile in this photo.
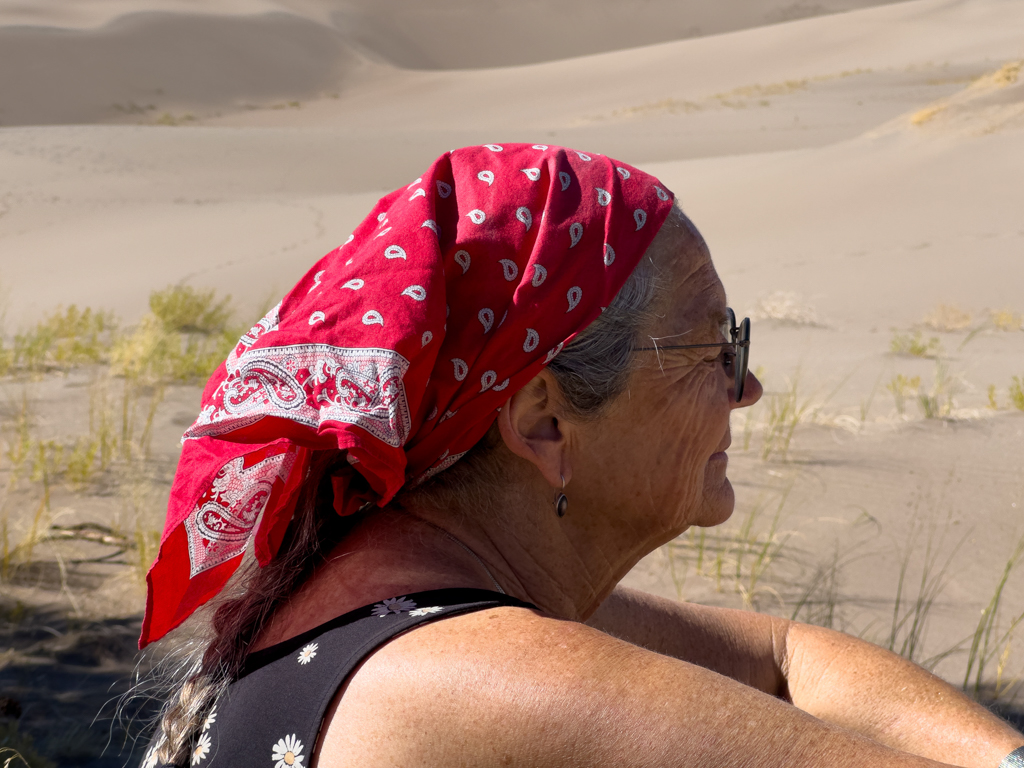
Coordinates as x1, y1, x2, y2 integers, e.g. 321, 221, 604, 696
574, 220, 762, 542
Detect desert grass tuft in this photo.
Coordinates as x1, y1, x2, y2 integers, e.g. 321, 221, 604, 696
887, 374, 921, 417
9, 305, 117, 374
891, 330, 942, 358
917, 361, 963, 420
749, 292, 822, 327
886, 515, 966, 666
112, 286, 241, 385
760, 374, 811, 462
665, 482, 794, 608
964, 531, 1024, 699
1010, 377, 1024, 412
987, 384, 999, 410
922, 304, 973, 332
990, 309, 1023, 332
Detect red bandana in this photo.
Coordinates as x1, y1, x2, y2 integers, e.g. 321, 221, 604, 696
141, 144, 674, 647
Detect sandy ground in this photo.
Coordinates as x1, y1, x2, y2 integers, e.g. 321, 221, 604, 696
1, 0, 1023, 764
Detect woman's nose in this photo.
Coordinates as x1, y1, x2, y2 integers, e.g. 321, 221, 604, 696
732, 370, 762, 409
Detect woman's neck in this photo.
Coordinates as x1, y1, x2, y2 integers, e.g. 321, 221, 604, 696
251, 491, 655, 652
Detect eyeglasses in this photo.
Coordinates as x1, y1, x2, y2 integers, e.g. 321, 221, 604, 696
635, 308, 751, 403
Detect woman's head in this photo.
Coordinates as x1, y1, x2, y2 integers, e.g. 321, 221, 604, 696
142, 143, 676, 646
405, 205, 761, 564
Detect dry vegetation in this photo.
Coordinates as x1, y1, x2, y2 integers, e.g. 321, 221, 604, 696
749, 291, 823, 327
0, 286, 246, 767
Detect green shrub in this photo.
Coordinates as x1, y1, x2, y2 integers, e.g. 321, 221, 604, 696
12, 305, 117, 372
150, 285, 233, 335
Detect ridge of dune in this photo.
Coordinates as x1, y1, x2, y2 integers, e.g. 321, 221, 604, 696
868, 60, 1024, 138
3, 0, 1023, 129
0, 0, 915, 68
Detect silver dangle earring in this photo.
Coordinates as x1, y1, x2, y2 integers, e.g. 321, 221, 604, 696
554, 474, 568, 518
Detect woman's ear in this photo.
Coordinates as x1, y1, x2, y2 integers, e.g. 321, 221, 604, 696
496, 370, 572, 489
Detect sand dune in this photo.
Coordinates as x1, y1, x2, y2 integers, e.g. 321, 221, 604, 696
0, 12, 363, 126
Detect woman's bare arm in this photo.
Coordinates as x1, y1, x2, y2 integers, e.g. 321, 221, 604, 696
586, 585, 1024, 768
326, 605, 962, 768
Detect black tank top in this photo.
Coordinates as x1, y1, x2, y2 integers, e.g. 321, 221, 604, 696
143, 588, 536, 768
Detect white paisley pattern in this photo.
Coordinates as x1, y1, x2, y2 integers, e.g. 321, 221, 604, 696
184, 449, 299, 578
184, 345, 412, 449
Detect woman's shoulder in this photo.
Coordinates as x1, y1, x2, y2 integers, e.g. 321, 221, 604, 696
317, 604, 635, 763
315, 605, 759, 767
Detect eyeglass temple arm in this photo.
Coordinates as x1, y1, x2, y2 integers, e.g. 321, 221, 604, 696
635, 340, 750, 351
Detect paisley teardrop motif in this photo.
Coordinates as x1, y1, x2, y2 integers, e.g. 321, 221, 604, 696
402, 285, 427, 302
484, 144, 503, 152
616, 167, 631, 180
569, 222, 583, 248
477, 171, 494, 186
454, 250, 471, 274
499, 259, 519, 281
603, 244, 615, 266
342, 278, 364, 291
480, 371, 497, 392
567, 286, 582, 312
467, 209, 486, 225
362, 310, 384, 326
634, 209, 647, 231
421, 331, 433, 347
596, 188, 611, 207
478, 308, 494, 333
559, 172, 571, 191
421, 220, 439, 235
530, 264, 547, 287
451, 358, 468, 381
307, 270, 325, 294
516, 207, 533, 232
521, 168, 541, 181
409, 188, 426, 201
654, 186, 670, 201
385, 245, 407, 260
308, 311, 325, 325
523, 328, 539, 353
436, 180, 452, 198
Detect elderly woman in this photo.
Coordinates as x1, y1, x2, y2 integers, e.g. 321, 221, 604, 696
142, 144, 1022, 768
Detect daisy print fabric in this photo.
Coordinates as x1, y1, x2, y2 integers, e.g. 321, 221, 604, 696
141, 144, 675, 647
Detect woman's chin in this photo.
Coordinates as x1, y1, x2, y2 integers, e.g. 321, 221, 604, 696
700, 474, 736, 528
